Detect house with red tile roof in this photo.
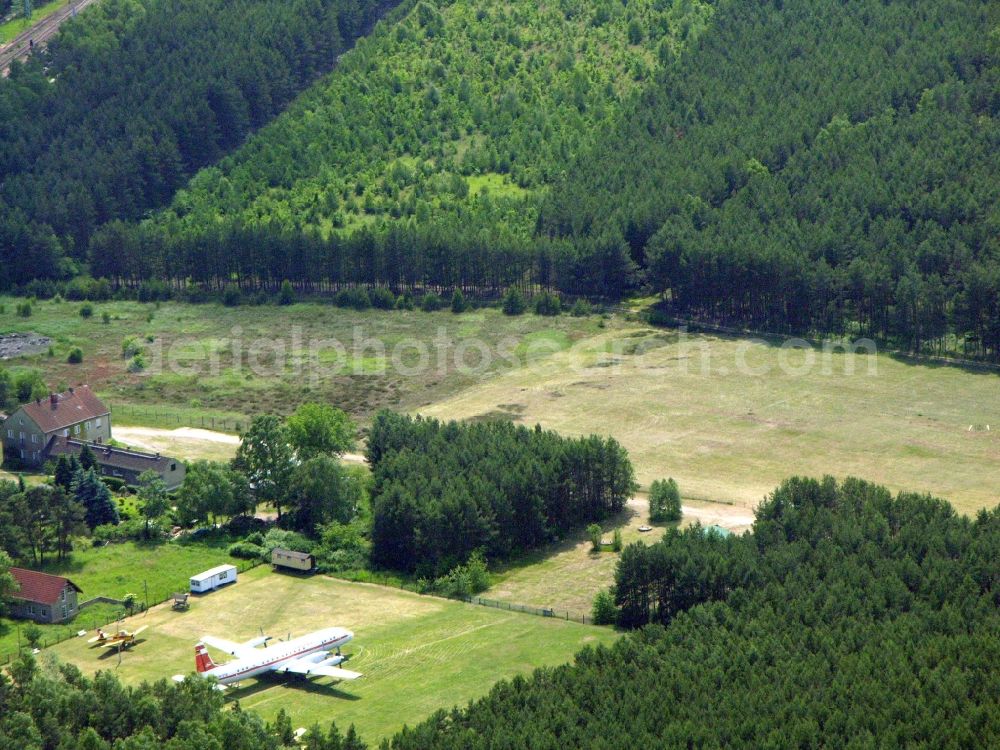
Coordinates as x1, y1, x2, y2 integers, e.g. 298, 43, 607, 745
1, 385, 184, 489
2, 386, 110, 467
8, 567, 83, 623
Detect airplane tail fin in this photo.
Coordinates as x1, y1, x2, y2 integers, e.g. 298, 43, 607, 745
195, 643, 216, 673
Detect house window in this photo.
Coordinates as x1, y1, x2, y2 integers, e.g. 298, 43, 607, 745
31, 433, 38, 444
170, 463, 177, 471
27, 605, 35, 615
96, 418, 102, 428
5, 429, 11, 438
85, 421, 91, 431
73, 424, 80, 434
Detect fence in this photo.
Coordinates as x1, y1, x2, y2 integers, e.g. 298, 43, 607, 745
0, 558, 263, 665
112, 404, 245, 433
327, 571, 596, 626
461, 595, 593, 625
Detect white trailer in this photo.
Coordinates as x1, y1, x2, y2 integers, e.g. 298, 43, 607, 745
189, 564, 238, 594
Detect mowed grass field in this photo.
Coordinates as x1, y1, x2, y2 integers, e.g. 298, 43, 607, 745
486, 496, 753, 614
0, 539, 238, 661
46, 566, 617, 743
421, 325, 1000, 515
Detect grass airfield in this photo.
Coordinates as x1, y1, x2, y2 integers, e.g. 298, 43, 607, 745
3, 297, 998, 513
421, 326, 1000, 515
46, 566, 616, 742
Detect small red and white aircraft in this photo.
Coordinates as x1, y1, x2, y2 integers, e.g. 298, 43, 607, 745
174, 627, 361, 688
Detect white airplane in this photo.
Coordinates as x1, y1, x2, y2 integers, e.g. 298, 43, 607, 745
174, 627, 361, 688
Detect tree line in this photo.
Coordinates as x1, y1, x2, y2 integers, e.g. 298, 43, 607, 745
80, 0, 999, 358
0, 652, 366, 749
0, 0, 395, 288
366, 411, 636, 577
387, 476, 1000, 748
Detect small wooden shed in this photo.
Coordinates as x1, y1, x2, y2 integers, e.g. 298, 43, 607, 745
272, 548, 315, 572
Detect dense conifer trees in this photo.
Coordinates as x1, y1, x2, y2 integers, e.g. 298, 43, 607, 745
389, 477, 1000, 748
367, 412, 636, 576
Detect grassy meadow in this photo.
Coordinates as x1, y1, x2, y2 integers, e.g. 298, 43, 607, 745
420, 325, 1000, 515
2, 297, 998, 513
0, 296, 600, 424
45, 566, 617, 743
0, 537, 241, 662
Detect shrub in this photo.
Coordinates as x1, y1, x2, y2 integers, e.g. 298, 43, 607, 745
570, 298, 592, 317
648, 307, 672, 327
592, 589, 617, 625
314, 520, 370, 573
227, 516, 266, 537
649, 478, 682, 523
334, 287, 371, 310
228, 541, 265, 560
612, 528, 623, 552
369, 286, 397, 310
451, 289, 467, 313
24, 279, 56, 299
533, 291, 561, 316
121, 337, 143, 358
67, 347, 84, 364
24, 623, 42, 649
278, 280, 295, 305
16, 302, 31, 318
127, 354, 147, 373
501, 288, 526, 315
79, 302, 94, 318
420, 292, 443, 312
93, 518, 164, 543
103, 477, 127, 492
464, 550, 490, 592
432, 551, 490, 598
588, 523, 603, 552
222, 285, 243, 307
101, 311, 111, 324
262, 528, 312, 554
395, 292, 415, 310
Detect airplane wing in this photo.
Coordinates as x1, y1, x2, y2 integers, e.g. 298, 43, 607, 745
201, 634, 270, 658
278, 659, 362, 680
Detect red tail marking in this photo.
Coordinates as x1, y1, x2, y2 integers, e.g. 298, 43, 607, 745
195, 644, 216, 673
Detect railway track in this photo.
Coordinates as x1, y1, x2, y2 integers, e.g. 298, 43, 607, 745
0, 0, 100, 76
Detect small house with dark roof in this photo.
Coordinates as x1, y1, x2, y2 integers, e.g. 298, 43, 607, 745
8, 567, 83, 623
2, 386, 110, 467
2, 385, 185, 489
45, 437, 186, 491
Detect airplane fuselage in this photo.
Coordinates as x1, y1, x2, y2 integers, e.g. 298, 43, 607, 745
203, 627, 352, 684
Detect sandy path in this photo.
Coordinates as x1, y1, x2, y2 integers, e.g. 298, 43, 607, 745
115, 426, 241, 445
628, 496, 755, 533
113, 425, 371, 466
113, 425, 240, 462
